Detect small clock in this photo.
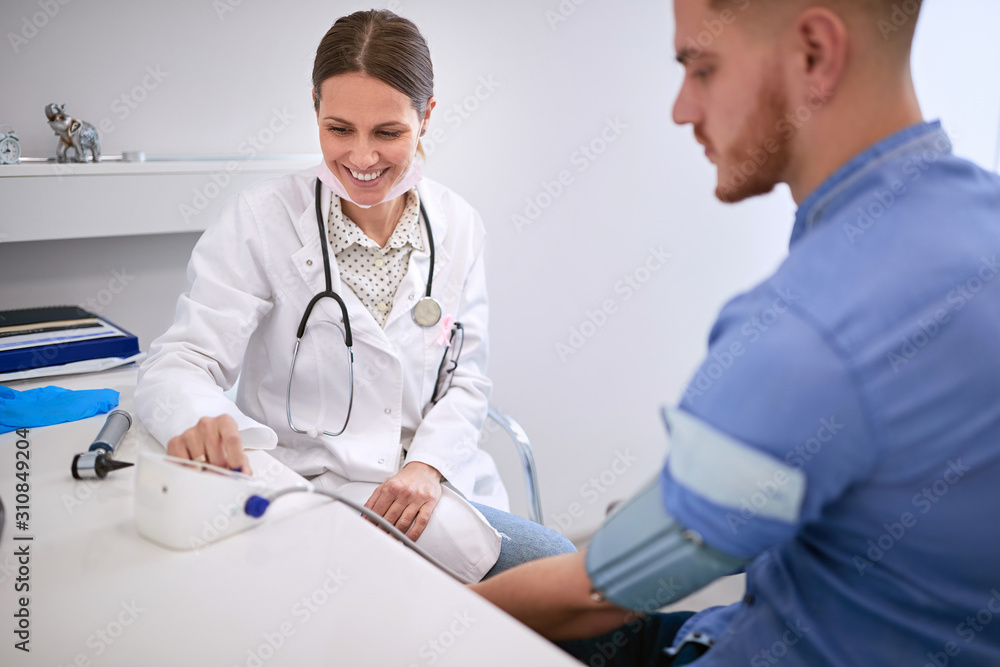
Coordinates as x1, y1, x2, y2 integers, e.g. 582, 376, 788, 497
0, 125, 21, 165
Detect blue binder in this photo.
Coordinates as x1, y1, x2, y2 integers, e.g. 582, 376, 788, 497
0, 307, 140, 374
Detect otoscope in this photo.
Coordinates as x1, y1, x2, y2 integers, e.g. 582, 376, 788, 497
71, 409, 134, 480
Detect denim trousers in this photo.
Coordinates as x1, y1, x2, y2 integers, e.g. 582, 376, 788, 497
557, 612, 708, 667
469, 502, 577, 578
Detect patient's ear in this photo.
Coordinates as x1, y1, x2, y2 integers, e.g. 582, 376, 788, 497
789, 7, 848, 105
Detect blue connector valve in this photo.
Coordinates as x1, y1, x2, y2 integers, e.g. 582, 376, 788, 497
244, 495, 270, 518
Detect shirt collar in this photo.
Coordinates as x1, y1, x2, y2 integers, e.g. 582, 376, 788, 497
328, 188, 424, 254
789, 120, 950, 247
386, 189, 424, 252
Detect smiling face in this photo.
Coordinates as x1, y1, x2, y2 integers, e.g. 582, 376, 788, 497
315, 72, 432, 207
672, 0, 793, 203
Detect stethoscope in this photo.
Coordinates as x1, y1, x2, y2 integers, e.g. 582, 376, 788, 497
285, 178, 442, 438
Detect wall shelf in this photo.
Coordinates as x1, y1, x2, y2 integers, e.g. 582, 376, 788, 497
0, 156, 320, 243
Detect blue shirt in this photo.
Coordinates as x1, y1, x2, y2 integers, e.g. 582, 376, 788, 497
662, 121, 1000, 665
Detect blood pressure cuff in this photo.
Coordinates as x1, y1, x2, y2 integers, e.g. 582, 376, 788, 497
660, 406, 808, 558
585, 406, 808, 611
585, 477, 749, 612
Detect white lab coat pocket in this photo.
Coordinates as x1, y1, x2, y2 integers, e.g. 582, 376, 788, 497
311, 471, 502, 583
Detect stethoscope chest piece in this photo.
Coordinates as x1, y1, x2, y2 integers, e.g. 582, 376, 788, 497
412, 296, 442, 327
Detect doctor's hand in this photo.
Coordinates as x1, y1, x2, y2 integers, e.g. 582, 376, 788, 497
364, 461, 443, 541
166, 415, 252, 475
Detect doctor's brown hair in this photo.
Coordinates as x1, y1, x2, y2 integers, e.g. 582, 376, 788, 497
312, 10, 434, 116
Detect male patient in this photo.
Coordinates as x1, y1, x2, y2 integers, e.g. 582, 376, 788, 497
473, 0, 1000, 664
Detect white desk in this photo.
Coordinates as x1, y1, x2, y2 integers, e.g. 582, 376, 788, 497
0, 367, 579, 666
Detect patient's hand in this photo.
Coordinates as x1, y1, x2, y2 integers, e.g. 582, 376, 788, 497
166, 414, 252, 474
364, 461, 442, 541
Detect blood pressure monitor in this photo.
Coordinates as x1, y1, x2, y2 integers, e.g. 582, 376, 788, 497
134, 452, 272, 550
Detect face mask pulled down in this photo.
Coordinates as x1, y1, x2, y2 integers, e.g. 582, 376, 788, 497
315, 158, 423, 209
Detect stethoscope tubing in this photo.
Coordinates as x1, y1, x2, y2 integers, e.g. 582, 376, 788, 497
286, 179, 439, 438
308, 178, 437, 325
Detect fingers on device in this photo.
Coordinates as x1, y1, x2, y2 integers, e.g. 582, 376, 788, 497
71, 409, 134, 480
134, 451, 271, 550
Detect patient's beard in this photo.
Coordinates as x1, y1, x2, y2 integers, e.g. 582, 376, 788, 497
715, 74, 792, 204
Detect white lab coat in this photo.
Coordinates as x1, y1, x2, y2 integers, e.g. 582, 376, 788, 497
134, 169, 508, 579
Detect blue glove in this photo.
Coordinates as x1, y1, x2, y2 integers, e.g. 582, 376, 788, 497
0, 385, 119, 434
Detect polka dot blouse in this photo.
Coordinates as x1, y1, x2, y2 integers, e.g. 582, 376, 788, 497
327, 189, 424, 328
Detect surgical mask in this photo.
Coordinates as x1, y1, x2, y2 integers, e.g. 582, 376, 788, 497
315, 157, 423, 209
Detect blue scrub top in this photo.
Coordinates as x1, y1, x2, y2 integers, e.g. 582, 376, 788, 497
662, 121, 1000, 665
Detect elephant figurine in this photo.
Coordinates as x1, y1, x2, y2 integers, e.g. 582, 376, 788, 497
45, 103, 101, 163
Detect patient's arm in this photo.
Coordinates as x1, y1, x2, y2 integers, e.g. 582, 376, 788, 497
471, 469, 753, 641
469, 551, 634, 640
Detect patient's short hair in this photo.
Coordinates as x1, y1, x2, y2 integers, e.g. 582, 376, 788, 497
707, 0, 923, 53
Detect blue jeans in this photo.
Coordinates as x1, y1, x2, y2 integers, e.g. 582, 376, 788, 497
470, 502, 576, 579
557, 612, 707, 667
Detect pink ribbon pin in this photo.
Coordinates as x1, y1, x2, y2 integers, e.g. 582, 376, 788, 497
437, 315, 455, 347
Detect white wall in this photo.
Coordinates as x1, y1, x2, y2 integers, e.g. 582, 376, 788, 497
1, 0, 998, 540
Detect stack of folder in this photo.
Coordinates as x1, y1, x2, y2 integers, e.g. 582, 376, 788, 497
0, 306, 141, 379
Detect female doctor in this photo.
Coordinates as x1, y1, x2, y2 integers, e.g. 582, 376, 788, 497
134, 9, 573, 581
